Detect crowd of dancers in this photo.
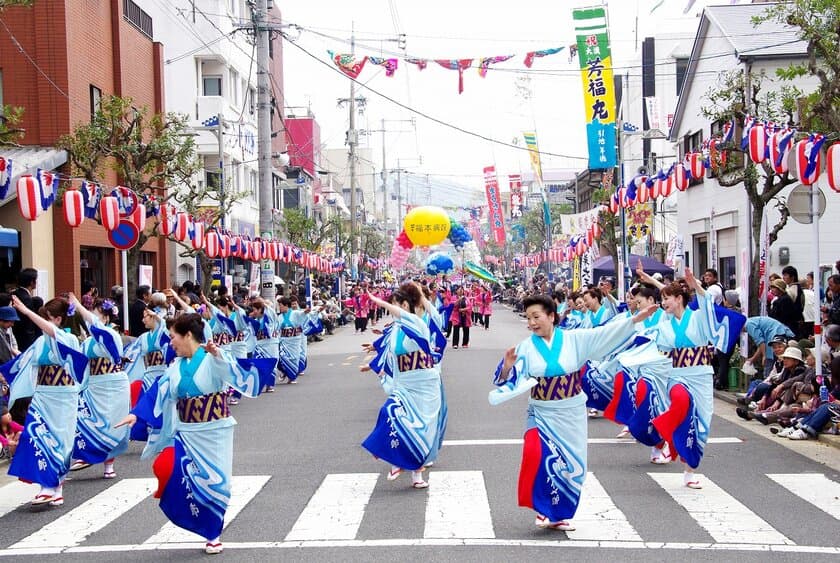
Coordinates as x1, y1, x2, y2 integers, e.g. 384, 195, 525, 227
1, 288, 322, 555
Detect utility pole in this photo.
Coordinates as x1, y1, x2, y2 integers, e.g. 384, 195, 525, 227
348, 29, 358, 274
256, 0, 275, 301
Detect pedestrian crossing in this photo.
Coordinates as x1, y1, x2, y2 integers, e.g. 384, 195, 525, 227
1, 470, 839, 555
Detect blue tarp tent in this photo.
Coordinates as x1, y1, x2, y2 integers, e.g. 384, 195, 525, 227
592, 253, 674, 282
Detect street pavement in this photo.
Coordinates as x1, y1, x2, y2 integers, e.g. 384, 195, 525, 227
1, 308, 839, 562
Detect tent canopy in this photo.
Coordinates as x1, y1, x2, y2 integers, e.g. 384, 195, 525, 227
592, 253, 673, 282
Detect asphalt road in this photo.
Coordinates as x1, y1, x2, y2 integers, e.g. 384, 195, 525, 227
1, 307, 839, 562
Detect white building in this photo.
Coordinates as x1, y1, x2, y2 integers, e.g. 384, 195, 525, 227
669, 3, 838, 288
137, 0, 266, 285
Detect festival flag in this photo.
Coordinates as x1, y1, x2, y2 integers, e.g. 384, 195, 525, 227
435, 59, 473, 94
328, 51, 368, 79
483, 166, 506, 246
509, 174, 523, 219
522, 132, 544, 186
368, 57, 399, 77
478, 55, 514, 77
523, 47, 565, 68
573, 6, 617, 169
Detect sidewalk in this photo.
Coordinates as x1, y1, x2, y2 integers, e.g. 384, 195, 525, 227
714, 389, 840, 450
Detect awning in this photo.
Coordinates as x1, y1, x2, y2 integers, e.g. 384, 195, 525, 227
0, 227, 18, 248
0, 146, 68, 208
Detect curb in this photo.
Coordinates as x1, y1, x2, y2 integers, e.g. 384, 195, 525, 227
715, 390, 840, 450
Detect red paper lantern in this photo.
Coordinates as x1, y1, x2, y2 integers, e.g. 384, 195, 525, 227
637, 182, 650, 204
592, 222, 602, 239
768, 131, 791, 175
219, 233, 231, 258
268, 240, 279, 261
748, 124, 767, 164
688, 153, 704, 179
131, 204, 146, 232
100, 195, 120, 230
827, 143, 840, 193
191, 221, 205, 250
673, 164, 689, 192
159, 204, 176, 235
794, 139, 822, 186
251, 240, 262, 262
205, 231, 220, 258
174, 212, 190, 241
241, 239, 252, 261
62, 189, 85, 227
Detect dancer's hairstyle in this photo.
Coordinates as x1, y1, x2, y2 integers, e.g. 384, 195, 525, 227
391, 283, 423, 314
38, 297, 70, 326
661, 281, 689, 308
635, 285, 660, 303
522, 294, 558, 325
583, 288, 603, 303
250, 297, 266, 313
277, 297, 292, 308
170, 313, 206, 343
93, 298, 117, 324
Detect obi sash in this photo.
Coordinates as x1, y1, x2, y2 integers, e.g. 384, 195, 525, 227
294, 327, 303, 336
176, 392, 230, 423
667, 345, 714, 368
280, 328, 296, 337
396, 351, 435, 372
88, 357, 123, 376
530, 373, 583, 401
256, 330, 270, 341
144, 350, 166, 368
213, 332, 233, 346
37, 364, 75, 386
234, 331, 246, 342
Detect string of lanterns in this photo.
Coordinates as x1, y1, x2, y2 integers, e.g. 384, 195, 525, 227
0, 160, 346, 274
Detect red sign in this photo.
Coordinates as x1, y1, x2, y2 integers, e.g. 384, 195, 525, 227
483, 166, 506, 246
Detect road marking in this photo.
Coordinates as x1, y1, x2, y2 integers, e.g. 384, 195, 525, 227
648, 473, 793, 545
424, 471, 495, 539
568, 473, 641, 542
0, 482, 39, 519
8, 478, 156, 550
28, 539, 838, 555
442, 437, 742, 446
345, 355, 358, 360
143, 475, 271, 544
767, 473, 840, 521
285, 473, 379, 541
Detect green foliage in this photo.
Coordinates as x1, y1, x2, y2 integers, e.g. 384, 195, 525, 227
0, 105, 24, 146
753, 0, 840, 132
0, 0, 35, 8
516, 202, 573, 254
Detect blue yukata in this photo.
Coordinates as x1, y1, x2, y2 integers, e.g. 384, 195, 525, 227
639, 293, 733, 468
362, 311, 443, 471
277, 309, 306, 382
136, 347, 260, 542
490, 318, 636, 523
208, 305, 253, 361
291, 308, 310, 374
73, 318, 130, 464
582, 300, 617, 328
424, 307, 448, 464
5, 330, 86, 488
124, 318, 172, 442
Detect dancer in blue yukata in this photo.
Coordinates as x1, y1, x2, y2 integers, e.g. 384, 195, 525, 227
490, 294, 656, 531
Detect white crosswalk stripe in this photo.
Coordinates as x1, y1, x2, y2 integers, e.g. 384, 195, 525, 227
143, 475, 271, 545
648, 472, 794, 545
567, 473, 641, 542
285, 473, 379, 541
424, 471, 495, 539
766, 473, 840, 521
9, 478, 157, 550
1, 469, 838, 553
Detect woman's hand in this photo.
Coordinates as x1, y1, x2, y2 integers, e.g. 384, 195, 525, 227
10, 295, 26, 312
203, 340, 221, 358
114, 414, 137, 428
631, 303, 660, 324
499, 346, 517, 380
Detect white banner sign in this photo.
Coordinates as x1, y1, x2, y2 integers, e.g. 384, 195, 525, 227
644, 96, 662, 131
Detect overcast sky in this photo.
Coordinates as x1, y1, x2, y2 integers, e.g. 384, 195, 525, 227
279, 1, 739, 199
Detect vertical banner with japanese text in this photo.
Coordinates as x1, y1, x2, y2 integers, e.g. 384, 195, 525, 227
483, 166, 506, 246
573, 6, 617, 169
509, 174, 523, 219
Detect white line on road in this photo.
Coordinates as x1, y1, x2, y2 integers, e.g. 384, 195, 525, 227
767, 473, 840, 521
0, 482, 39, 519
285, 473, 379, 541
8, 478, 156, 550
143, 475, 271, 544
648, 473, 793, 545
424, 471, 495, 539
28, 538, 838, 555
567, 473, 641, 542
442, 437, 743, 446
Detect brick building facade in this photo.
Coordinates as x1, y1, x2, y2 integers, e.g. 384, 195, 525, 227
0, 0, 169, 297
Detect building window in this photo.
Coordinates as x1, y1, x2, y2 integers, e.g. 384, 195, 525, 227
675, 58, 688, 96
123, 0, 153, 39
269, 37, 274, 59
206, 170, 221, 190
90, 85, 102, 118
250, 170, 258, 201
203, 75, 222, 96
229, 69, 239, 106
249, 88, 256, 114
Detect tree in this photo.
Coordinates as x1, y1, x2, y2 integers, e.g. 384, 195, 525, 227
517, 202, 573, 254
0, 0, 34, 9
59, 96, 220, 297
0, 105, 25, 147
754, 0, 840, 133
358, 225, 386, 276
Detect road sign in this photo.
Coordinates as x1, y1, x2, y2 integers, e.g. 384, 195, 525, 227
787, 184, 826, 224
107, 219, 140, 250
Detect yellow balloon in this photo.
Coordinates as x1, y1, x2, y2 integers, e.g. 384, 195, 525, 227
403, 206, 451, 246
